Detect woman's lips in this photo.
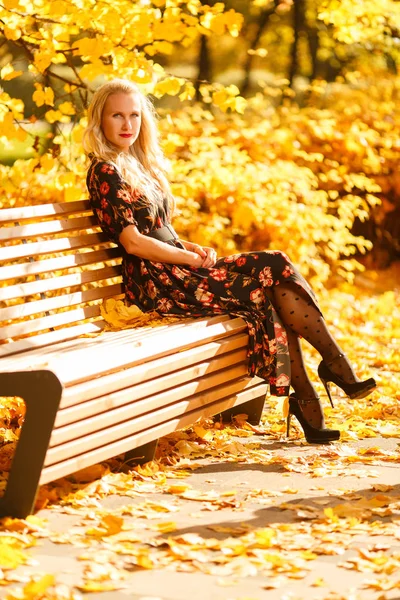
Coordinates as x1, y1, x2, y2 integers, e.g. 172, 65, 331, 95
119, 134, 132, 138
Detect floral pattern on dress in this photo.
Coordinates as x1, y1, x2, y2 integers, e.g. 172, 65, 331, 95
87, 158, 321, 396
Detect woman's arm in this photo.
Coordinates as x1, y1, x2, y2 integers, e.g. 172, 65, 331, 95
119, 225, 204, 267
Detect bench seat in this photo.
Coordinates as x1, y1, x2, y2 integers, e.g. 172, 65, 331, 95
0, 200, 267, 518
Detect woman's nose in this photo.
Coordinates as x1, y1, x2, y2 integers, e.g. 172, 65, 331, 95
123, 118, 132, 130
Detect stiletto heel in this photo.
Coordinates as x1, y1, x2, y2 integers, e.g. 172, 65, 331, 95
286, 411, 291, 437
320, 377, 334, 408
287, 394, 340, 444
318, 354, 377, 401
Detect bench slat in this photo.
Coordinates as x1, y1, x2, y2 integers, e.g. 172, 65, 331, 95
0, 265, 121, 302
0, 320, 176, 364
0, 216, 99, 242
60, 332, 248, 407
0, 200, 91, 223
0, 248, 120, 283
1, 305, 103, 341
0, 316, 245, 381
48, 316, 246, 386
55, 349, 248, 428
1, 320, 175, 365
0, 233, 112, 262
0, 315, 232, 364
0, 320, 107, 357
40, 383, 267, 484
0, 283, 123, 323
45, 375, 261, 465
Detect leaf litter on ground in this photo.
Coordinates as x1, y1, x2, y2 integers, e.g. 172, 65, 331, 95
0, 272, 399, 598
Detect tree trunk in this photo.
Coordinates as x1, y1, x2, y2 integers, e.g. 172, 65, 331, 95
308, 26, 320, 81
288, 0, 303, 89
195, 34, 212, 101
241, 3, 277, 96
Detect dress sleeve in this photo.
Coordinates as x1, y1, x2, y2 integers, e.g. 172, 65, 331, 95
87, 161, 139, 244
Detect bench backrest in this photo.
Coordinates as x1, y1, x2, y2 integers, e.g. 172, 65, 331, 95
0, 200, 123, 353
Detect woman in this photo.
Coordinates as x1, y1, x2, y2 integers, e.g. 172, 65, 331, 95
83, 79, 376, 444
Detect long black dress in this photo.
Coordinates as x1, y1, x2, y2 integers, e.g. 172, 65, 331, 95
87, 158, 320, 397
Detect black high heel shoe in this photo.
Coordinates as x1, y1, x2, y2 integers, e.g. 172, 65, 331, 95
318, 353, 377, 407
286, 394, 340, 444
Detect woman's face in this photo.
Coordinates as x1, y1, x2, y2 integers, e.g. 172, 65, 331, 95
101, 92, 142, 153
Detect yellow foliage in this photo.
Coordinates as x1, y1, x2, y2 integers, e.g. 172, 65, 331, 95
32, 84, 54, 108
153, 76, 185, 98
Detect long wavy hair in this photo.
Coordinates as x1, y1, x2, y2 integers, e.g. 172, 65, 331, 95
83, 79, 173, 212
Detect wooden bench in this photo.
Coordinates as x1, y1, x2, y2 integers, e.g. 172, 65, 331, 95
0, 200, 268, 518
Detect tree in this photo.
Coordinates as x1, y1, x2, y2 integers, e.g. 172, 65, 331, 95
0, 0, 246, 151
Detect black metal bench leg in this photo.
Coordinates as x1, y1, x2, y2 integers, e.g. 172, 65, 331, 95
218, 392, 266, 425
0, 370, 63, 519
124, 439, 158, 466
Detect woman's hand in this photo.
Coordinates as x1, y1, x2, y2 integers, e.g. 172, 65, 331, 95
199, 245, 217, 268
184, 243, 217, 268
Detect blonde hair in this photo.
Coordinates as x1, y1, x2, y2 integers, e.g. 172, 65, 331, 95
83, 79, 173, 210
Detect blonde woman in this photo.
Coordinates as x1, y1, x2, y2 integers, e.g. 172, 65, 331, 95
84, 79, 376, 444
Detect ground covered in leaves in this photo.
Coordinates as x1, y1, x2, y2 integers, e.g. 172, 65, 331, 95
0, 267, 399, 600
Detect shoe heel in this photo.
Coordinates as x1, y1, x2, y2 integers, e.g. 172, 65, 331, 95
287, 395, 340, 444
321, 378, 334, 408
286, 412, 291, 438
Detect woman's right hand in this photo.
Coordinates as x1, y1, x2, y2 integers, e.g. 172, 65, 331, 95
187, 251, 205, 268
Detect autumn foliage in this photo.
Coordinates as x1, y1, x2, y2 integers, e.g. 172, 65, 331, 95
1, 0, 400, 282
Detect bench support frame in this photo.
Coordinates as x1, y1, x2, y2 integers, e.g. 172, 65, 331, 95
0, 370, 63, 519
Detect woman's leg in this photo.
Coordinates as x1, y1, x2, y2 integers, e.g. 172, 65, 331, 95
285, 325, 325, 428
273, 285, 360, 384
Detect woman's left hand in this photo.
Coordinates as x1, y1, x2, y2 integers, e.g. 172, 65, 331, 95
200, 246, 217, 268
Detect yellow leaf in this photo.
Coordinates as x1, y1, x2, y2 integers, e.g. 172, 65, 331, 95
323, 507, 339, 522
152, 20, 184, 43
282, 487, 299, 494
25, 516, 47, 529
33, 51, 54, 73
167, 484, 192, 494
223, 9, 243, 37
153, 77, 184, 98
193, 425, 213, 440
40, 154, 56, 172
152, 521, 177, 533
45, 109, 63, 123
86, 515, 123, 538
71, 463, 109, 483
254, 528, 276, 548
179, 82, 196, 101
0, 64, 23, 81
311, 577, 326, 587
58, 101, 76, 115
73, 36, 112, 60
23, 574, 55, 598
101, 514, 124, 536
0, 542, 27, 569
3, 26, 21, 40
135, 551, 154, 569
77, 581, 127, 592
64, 186, 84, 202
135, 461, 161, 477
3, 0, 21, 8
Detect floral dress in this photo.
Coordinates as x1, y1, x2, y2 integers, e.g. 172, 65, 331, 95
87, 158, 320, 397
